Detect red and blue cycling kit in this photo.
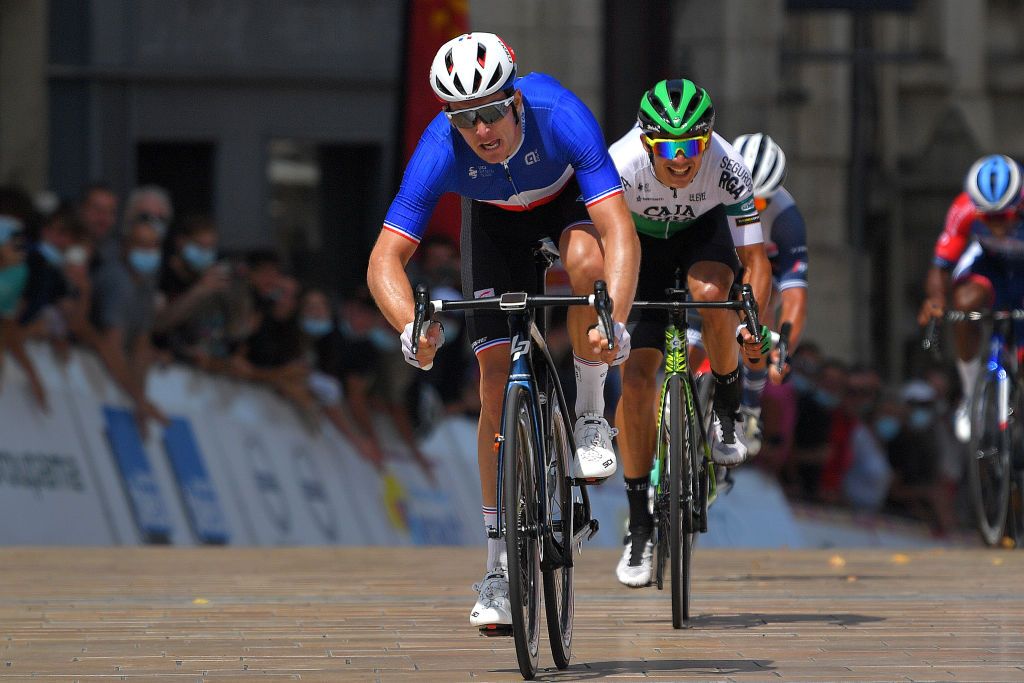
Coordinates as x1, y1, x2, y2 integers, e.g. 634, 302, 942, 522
933, 192, 1024, 308
382, 72, 623, 244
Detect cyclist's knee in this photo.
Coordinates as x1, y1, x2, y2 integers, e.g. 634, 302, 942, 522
952, 279, 992, 311
560, 233, 604, 288
687, 262, 733, 301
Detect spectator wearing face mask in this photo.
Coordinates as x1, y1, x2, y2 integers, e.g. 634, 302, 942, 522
20, 205, 87, 345
300, 288, 387, 467
152, 216, 242, 367
841, 392, 898, 512
885, 380, 959, 534
88, 217, 168, 434
0, 213, 48, 411
786, 358, 848, 500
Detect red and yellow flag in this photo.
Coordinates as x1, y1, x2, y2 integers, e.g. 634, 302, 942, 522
402, 0, 468, 243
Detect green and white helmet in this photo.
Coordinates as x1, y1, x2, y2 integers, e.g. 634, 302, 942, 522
637, 79, 715, 138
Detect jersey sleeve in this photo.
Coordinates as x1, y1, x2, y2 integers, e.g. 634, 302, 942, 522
770, 204, 809, 290
381, 121, 454, 245
724, 195, 763, 247
933, 194, 976, 269
550, 92, 623, 207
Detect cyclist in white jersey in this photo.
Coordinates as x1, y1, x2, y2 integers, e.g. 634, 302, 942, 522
608, 79, 772, 587
724, 134, 808, 453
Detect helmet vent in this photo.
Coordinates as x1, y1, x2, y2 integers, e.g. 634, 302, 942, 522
444, 49, 455, 75
434, 77, 454, 98
485, 65, 504, 91
477, 43, 487, 67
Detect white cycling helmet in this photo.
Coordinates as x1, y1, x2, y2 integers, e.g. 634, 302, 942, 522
429, 32, 517, 103
965, 154, 1023, 213
732, 133, 787, 199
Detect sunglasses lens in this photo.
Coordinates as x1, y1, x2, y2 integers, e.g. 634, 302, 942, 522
447, 98, 512, 129
651, 138, 704, 159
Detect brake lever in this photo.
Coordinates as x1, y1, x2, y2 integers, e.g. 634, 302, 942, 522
412, 283, 431, 355
739, 284, 762, 364
593, 280, 615, 351
775, 322, 792, 374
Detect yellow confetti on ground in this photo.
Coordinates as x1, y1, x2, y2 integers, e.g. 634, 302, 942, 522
846, 575, 858, 582
192, 598, 209, 605
891, 553, 910, 565
992, 557, 1004, 566
829, 555, 846, 568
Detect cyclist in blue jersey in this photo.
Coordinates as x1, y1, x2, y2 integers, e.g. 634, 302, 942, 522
366, 32, 639, 630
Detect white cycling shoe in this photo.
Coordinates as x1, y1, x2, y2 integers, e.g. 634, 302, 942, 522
572, 413, 618, 480
470, 569, 512, 629
615, 533, 653, 587
739, 405, 763, 458
711, 410, 749, 467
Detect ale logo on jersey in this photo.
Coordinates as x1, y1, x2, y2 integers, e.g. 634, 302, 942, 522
525, 149, 541, 165
468, 166, 494, 179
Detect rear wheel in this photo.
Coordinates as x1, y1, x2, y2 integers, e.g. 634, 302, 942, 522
542, 381, 574, 669
502, 386, 541, 679
967, 371, 1012, 546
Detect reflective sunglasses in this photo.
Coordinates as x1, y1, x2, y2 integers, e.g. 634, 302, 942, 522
643, 133, 710, 159
445, 96, 515, 129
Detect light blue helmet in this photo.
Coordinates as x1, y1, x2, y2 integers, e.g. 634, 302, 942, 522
965, 154, 1023, 213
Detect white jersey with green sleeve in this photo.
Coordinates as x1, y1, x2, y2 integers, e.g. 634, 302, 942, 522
608, 127, 764, 246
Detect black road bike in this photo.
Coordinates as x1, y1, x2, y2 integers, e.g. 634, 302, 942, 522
411, 248, 608, 679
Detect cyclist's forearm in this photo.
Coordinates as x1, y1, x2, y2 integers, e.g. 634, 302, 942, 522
588, 195, 639, 320
367, 232, 417, 331
924, 265, 951, 305
739, 245, 773, 323
779, 287, 808, 349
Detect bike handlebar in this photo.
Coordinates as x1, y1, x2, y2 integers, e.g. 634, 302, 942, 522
632, 283, 764, 363
921, 308, 1024, 353
410, 280, 616, 355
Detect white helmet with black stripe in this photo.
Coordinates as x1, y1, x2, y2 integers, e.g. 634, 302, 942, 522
732, 133, 787, 199
429, 33, 517, 103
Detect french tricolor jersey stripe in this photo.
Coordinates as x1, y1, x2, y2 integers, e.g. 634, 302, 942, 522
483, 165, 575, 211
382, 222, 421, 244
585, 186, 624, 207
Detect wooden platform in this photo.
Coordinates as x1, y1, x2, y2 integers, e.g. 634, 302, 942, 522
0, 547, 1022, 681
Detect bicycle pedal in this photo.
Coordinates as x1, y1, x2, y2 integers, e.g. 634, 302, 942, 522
573, 476, 609, 487
478, 624, 513, 637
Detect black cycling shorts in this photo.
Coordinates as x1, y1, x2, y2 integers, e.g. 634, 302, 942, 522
628, 204, 740, 351
461, 177, 591, 355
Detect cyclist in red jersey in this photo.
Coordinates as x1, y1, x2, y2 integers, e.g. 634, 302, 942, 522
918, 154, 1024, 441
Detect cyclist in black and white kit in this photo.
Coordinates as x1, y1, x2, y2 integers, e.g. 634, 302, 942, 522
608, 79, 772, 587
367, 33, 639, 629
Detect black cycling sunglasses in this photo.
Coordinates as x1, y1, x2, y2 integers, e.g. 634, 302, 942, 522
445, 96, 515, 129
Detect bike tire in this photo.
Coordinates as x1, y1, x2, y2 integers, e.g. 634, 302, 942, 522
502, 385, 541, 679
542, 376, 574, 670
967, 371, 1012, 546
667, 375, 693, 628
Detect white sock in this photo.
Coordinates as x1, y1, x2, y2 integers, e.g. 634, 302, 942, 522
957, 357, 981, 401
574, 354, 608, 418
483, 507, 506, 572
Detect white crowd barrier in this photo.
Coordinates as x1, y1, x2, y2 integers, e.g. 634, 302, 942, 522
1, 344, 944, 549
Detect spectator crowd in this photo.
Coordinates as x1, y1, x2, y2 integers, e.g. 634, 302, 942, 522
0, 182, 975, 534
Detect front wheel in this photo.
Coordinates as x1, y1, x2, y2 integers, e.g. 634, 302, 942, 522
502, 386, 541, 679
667, 376, 694, 628
967, 371, 1012, 546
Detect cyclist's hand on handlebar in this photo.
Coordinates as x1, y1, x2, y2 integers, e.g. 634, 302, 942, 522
768, 348, 790, 385
738, 323, 771, 361
588, 320, 631, 366
401, 320, 445, 370
917, 298, 944, 326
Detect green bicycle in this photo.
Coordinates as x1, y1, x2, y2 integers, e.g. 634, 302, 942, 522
632, 277, 765, 628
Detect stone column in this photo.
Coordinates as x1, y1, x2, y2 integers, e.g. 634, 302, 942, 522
0, 1, 49, 193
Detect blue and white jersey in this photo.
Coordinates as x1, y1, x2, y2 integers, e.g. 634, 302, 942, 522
759, 187, 808, 291
382, 72, 623, 244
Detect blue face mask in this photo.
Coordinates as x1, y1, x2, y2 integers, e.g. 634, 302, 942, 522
182, 242, 216, 271
37, 241, 64, 268
908, 407, 934, 431
368, 327, 399, 351
0, 262, 29, 316
128, 248, 161, 275
873, 416, 900, 443
814, 389, 841, 410
790, 373, 812, 393
302, 317, 332, 338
